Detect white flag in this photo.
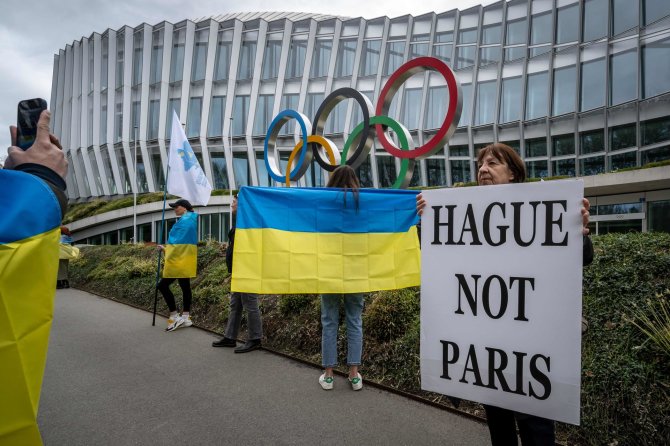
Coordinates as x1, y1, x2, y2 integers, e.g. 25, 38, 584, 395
167, 110, 212, 206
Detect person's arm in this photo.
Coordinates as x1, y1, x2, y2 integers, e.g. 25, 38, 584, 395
581, 198, 593, 266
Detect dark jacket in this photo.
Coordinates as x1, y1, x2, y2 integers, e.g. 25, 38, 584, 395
226, 227, 235, 274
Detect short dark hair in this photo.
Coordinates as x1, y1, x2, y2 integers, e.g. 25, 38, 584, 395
476, 143, 526, 184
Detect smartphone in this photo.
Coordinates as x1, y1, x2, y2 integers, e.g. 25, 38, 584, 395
17, 98, 48, 149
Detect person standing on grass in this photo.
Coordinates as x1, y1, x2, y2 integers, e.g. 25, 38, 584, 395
158, 198, 198, 332
319, 165, 365, 391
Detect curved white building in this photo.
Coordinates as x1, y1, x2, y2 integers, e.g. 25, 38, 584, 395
51, 1, 670, 243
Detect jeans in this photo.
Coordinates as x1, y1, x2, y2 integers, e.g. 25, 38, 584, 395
320, 293, 364, 368
224, 292, 263, 341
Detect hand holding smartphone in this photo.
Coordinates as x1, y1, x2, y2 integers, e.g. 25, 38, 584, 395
17, 98, 48, 150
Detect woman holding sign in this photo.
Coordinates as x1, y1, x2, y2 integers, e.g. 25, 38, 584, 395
417, 143, 593, 446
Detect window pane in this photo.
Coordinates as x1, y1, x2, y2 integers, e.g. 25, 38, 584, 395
426, 86, 447, 129
186, 97, 202, 138
238, 39, 257, 80
641, 116, 670, 146
132, 36, 143, 86
556, 4, 579, 44
100, 98, 107, 142
648, 199, 670, 232
151, 153, 165, 190
475, 80, 496, 125
165, 98, 180, 138
581, 58, 606, 111
207, 96, 225, 138
232, 95, 249, 136
552, 65, 576, 115
101, 37, 109, 89
580, 156, 605, 175
527, 160, 548, 178
525, 71, 549, 120
150, 30, 163, 84
255, 152, 271, 187
459, 84, 472, 127
525, 137, 547, 158
401, 89, 422, 130
610, 49, 637, 105
433, 44, 452, 64
456, 46, 476, 69
410, 43, 429, 58
610, 151, 637, 170
531, 12, 552, 45
376, 156, 397, 188
280, 94, 299, 135
644, 0, 670, 25
306, 93, 324, 118
385, 41, 406, 75
114, 101, 122, 142
426, 158, 447, 186
359, 40, 381, 76
335, 39, 356, 77
580, 130, 604, 155
450, 144, 469, 157
170, 29, 185, 83
480, 46, 501, 65
148, 100, 159, 140
310, 38, 332, 78
191, 30, 209, 82
214, 37, 231, 81
459, 28, 477, 45
450, 160, 471, 184
552, 158, 576, 177
506, 19, 527, 45
500, 77, 522, 123
482, 23, 501, 45
642, 37, 670, 98
115, 34, 124, 88
610, 123, 636, 150
641, 146, 670, 164
325, 101, 347, 134
210, 153, 229, 189
262, 40, 282, 80
612, 0, 639, 35
286, 38, 307, 78
583, 0, 608, 42
504, 46, 526, 61
552, 134, 575, 156
253, 95, 275, 136
232, 152, 249, 187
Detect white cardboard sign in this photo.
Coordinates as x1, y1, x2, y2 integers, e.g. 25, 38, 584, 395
420, 180, 584, 425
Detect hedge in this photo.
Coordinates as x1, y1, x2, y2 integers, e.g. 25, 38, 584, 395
68, 232, 669, 445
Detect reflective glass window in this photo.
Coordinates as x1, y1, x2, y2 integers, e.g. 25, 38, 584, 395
310, 38, 332, 78
450, 160, 471, 184
580, 130, 604, 154
232, 95, 250, 136
610, 151, 637, 170
214, 32, 232, 81
525, 71, 549, 120
642, 146, 670, 164
376, 156, 397, 188
232, 152, 249, 187
456, 46, 476, 69
101, 36, 109, 89
401, 88, 422, 130
504, 46, 525, 61
385, 41, 406, 75
610, 49, 637, 105
170, 29, 185, 83
642, 37, 670, 98
500, 77, 522, 123
426, 86, 447, 129
191, 29, 209, 82
580, 156, 605, 175
435, 31, 454, 43
583, 0, 608, 42
237, 38, 257, 80
450, 144, 469, 156
253, 94, 275, 136
262, 39, 282, 80
115, 35, 124, 88
458, 84, 472, 127
148, 100, 159, 140
280, 94, 299, 135
525, 137, 547, 158
433, 44, 452, 64
359, 40, 381, 76
482, 23, 501, 45
531, 12, 552, 45
552, 158, 576, 176
306, 93, 324, 119
210, 153, 229, 189
325, 101, 347, 134
506, 19, 527, 45
186, 97, 202, 138
255, 152, 271, 187
459, 28, 477, 44
648, 199, 670, 232
165, 98, 180, 138
410, 42, 429, 58
552, 134, 575, 156
114, 101, 123, 142
580, 58, 606, 111
150, 30, 163, 84
475, 80, 497, 125
286, 37, 307, 79
426, 158, 447, 186
641, 116, 670, 145
556, 4, 579, 44
610, 123, 636, 150
207, 96, 225, 138
527, 160, 548, 178
644, 0, 670, 25
480, 46, 501, 65
100, 97, 107, 142
335, 39, 356, 77
132, 32, 143, 86
612, 0, 639, 35
552, 65, 576, 115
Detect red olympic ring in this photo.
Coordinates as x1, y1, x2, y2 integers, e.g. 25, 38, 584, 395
375, 57, 462, 160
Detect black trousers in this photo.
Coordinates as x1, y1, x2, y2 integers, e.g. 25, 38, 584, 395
484, 405, 555, 446
157, 278, 192, 313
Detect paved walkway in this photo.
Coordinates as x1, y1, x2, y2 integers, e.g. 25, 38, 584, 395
38, 289, 490, 445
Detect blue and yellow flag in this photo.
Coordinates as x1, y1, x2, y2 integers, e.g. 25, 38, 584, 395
163, 211, 198, 278
0, 170, 62, 445
231, 187, 421, 294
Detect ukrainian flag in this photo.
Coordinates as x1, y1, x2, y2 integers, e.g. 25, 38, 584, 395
163, 211, 198, 278
0, 170, 62, 445
232, 187, 421, 294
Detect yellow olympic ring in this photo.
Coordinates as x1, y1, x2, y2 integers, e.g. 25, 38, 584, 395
285, 135, 340, 187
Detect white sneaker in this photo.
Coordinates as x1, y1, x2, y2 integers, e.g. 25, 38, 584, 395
319, 373, 334, 390
165, 316, 180, 332
349, 373, 363, 391
180, 315, 193, 328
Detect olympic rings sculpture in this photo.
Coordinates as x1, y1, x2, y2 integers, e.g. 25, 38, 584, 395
263, 57, 462, 189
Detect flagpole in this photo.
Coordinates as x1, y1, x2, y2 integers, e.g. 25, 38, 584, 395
228, 116, 233, 230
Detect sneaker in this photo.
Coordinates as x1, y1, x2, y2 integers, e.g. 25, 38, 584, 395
165, 316, 180, 332
319, 373, 334, 390
180, 315, 193, 328
349, 373, 363, 391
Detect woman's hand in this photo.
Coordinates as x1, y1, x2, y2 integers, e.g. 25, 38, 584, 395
581, 198, 591, 236
416, 193, 426, 216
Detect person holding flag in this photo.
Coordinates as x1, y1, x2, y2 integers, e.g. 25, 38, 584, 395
154, 110, 212, 331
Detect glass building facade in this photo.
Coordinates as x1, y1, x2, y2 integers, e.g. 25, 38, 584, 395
52, 4, 670, 236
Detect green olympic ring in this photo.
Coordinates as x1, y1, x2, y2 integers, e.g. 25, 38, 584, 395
343, 115, 415, 189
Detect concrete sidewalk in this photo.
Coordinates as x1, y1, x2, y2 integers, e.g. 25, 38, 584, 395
38, 288, 489, 445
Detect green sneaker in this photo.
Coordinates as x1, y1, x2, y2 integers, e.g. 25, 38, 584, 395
349, 373, 363, 391
319, 373, 334, 390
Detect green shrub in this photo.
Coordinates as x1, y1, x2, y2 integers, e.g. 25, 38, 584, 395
364, 288, 419, 342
